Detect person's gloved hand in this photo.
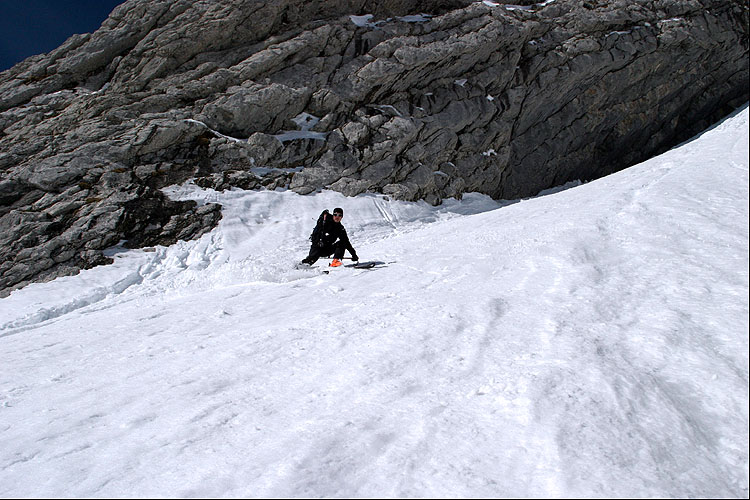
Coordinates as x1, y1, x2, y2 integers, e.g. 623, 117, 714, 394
317, 239, 325, 248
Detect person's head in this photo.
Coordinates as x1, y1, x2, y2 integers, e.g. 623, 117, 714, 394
333, 208, 343, 221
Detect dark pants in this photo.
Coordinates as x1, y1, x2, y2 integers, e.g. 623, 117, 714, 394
302, 241, 346, 265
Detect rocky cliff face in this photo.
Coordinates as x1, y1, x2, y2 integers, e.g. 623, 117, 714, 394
0, 0, 747, 295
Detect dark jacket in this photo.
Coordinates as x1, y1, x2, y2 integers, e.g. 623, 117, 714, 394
311, 211, 356, 255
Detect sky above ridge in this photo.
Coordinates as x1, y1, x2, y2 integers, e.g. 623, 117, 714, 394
0, 0, 125, 71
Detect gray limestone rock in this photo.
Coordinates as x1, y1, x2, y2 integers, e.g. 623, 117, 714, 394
0, 0, 747, 295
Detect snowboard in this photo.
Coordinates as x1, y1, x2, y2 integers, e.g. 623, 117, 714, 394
344, 261, 386, 269
295, 260, 387, 273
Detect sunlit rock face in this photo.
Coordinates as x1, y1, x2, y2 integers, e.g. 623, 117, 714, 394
0, 0, 747, 294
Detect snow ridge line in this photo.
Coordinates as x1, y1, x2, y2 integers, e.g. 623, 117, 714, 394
0, 270, 144, 337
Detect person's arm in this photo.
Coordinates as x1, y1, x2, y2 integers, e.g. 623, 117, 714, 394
341, 228, 358, 261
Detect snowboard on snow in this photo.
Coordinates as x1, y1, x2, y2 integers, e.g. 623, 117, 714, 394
345, 260, 386, 269
294, 260, 387, 273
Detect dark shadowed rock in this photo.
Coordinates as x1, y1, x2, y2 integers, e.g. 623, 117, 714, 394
0, 0, 747, 295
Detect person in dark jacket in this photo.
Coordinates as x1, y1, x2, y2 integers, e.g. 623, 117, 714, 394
301, 207, 358, 267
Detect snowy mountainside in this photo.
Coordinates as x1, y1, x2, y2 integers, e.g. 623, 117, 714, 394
0, 106, 747, 498
1, 188, 507, 330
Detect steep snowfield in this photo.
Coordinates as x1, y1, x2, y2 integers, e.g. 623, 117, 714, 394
1, 106, 747, 498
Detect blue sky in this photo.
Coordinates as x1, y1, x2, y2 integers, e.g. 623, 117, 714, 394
0, 0, 125, 71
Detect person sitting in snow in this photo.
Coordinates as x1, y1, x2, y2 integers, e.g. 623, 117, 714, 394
301, 207, 358, 267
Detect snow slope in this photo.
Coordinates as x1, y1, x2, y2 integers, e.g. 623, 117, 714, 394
0, 105, 748, 498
